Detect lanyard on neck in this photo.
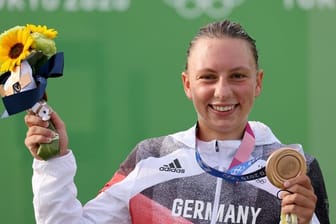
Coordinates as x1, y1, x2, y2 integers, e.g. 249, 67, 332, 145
228, 123, 255, 169
195, 123, 267, 182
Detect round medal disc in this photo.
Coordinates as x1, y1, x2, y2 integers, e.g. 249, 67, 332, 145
266, 147, 307, 188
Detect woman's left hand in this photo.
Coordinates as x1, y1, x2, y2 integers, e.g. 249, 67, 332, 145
280, 174, 317, 224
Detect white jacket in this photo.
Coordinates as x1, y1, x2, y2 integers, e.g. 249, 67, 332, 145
32, 121, 328, 223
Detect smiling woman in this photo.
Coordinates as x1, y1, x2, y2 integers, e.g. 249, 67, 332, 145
182, 31, 262, 140
23, 19, 330, 224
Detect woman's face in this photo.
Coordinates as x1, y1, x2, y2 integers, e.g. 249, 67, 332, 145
182, 37, 263, 141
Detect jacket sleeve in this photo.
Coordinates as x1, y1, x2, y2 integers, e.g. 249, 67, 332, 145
32, 151, 131, 224
308, 158, 330, 224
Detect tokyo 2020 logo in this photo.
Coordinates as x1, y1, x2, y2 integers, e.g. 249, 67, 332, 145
164, 0, 245, 19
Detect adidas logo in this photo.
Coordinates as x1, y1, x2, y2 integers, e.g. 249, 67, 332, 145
159, 158, 185, 173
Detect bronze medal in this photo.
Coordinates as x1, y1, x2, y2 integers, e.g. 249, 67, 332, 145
266, 147, 307, 188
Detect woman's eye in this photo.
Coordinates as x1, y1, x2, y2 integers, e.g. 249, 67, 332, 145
232, 73, 246, 79
200, 74, 216, 80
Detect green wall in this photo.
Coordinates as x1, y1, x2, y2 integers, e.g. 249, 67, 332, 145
0, 1, 334, 223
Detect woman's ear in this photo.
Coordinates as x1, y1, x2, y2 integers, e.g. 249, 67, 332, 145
182, 71, 192, 99
255, 70, 264, 97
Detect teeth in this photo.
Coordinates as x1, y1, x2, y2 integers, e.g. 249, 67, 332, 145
213, 105, 234, 112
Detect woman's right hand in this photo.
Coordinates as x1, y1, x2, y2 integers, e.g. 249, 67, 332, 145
24, 111, 69, 160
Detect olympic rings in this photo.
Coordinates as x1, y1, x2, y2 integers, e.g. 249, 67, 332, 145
164, 0, 245, 19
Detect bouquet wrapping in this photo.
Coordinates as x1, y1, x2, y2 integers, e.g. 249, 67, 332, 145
0, 24, 64, 160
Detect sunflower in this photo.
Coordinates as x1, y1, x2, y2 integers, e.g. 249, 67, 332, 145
26, 24, 57, 39
0, 26, 33, 73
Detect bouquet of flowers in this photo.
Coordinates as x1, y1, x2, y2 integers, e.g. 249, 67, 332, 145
0, 24, 64, 160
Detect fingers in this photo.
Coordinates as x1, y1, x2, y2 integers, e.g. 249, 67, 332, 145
49, 111, 69, 155
25, 115, 55, 160
280, 174, 317, 224
284, 174, 313, 190
25, 113, 49, 128
24, 111, 69, 159
283, 175, 317, 205
49, 111, 66, 131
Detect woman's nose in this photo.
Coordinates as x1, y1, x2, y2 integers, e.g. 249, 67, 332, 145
214, 79, 232, 99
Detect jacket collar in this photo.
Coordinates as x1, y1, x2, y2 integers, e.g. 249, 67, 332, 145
169, 121, 280, 149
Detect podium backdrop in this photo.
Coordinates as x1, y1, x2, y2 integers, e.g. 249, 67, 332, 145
0, 1, 334, 223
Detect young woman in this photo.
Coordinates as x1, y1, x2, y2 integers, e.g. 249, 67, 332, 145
25, 20, 329, 224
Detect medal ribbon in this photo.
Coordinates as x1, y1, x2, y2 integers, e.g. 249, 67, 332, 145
195, 123, 266, 182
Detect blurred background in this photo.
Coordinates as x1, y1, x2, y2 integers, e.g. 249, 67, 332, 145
0, 0, 334, 223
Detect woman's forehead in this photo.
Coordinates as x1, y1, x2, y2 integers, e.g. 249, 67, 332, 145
191, 37, 251, 53
188, 38, 256, 71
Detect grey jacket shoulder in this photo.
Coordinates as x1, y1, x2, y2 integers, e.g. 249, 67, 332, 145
133, 135, 187, 160
118, 135, 185, 175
